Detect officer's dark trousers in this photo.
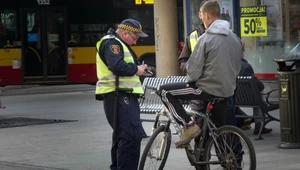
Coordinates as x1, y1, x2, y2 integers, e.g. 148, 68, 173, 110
103, 92, 144, 170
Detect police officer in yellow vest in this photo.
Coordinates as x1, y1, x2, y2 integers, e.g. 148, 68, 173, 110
95, 19, 148, 170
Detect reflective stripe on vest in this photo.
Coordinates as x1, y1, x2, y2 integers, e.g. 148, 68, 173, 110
189, 30, 198, 52
95, 35, 144, 94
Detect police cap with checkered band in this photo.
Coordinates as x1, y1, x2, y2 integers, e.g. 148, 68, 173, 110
118, 19, 148, 38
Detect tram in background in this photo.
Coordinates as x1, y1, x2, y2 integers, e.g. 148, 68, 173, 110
0, 0, 183, 86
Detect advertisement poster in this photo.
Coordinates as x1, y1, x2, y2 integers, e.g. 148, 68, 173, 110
240, 6, 267, 37
260, 0, 283, 42
217, 0, 234, 29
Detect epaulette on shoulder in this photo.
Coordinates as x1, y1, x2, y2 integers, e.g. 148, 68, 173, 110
187, 29, 198, 36
107, 34, 115, 39
101, 35, 115, 40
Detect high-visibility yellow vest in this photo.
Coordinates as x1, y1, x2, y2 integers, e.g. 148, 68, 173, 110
189, 30, 198, 52
95, 35, 144, 95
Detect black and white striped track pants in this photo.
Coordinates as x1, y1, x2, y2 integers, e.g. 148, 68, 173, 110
159, 82, 218, 126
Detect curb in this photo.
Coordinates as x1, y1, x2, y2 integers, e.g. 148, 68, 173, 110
1, 85, 95, 96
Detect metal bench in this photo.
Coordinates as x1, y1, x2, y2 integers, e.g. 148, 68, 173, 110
140, 75, 280, 139
139, 76, 187, 116
235, 76, 280, 139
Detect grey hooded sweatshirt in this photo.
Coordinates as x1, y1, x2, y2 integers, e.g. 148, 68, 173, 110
186, 20, 242, 97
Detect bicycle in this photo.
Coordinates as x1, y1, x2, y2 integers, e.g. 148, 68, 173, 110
139, 85, 256, 170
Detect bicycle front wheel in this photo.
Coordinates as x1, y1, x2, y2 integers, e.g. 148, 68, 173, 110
139, 125, 172, 170
203, 125, 256, 170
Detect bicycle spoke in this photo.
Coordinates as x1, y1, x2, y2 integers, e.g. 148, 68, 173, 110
204, 126, 256, 170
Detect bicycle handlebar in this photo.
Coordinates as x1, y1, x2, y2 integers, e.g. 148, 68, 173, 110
144, 68, 154, 76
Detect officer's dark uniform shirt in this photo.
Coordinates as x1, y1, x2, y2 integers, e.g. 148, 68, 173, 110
99, 28, 139, 77
178, 23, 205, 74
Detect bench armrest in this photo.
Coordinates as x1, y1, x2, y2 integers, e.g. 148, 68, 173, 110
261, 89, 279, 105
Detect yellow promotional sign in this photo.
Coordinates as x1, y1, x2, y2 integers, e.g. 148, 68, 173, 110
135, 0, 142, 4
240, 6, 267, 37
135, 0, 153, 5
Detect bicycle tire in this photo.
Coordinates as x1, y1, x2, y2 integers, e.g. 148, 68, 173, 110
139, 125, 172, 170
203, 125, 256, 170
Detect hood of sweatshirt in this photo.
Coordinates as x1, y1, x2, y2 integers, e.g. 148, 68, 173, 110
206, 19, 230, 35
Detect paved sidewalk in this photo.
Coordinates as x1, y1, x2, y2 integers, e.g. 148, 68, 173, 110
0, 84, 95, 96
0, 161, 67, 170
0, 85, 299, 170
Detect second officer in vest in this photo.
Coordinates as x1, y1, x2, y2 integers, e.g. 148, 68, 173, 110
95, 19, 148, 170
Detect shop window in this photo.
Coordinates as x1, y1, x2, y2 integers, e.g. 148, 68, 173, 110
189, 0, 204, 31
240, 0, 300, 78
283, 0, 300, 47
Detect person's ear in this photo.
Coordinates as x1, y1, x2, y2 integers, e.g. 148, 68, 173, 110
198, 12, 202, 19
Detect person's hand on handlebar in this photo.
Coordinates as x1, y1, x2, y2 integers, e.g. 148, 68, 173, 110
136, 64, 148, 76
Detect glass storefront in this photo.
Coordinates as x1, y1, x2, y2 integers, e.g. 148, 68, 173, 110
187, 0, 300, 79
188, 0, 203, 31
240, 0, 300, 78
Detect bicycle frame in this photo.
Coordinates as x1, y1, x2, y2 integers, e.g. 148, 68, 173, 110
193, 102, 243, 167
188, 101, 230, 166
150, 100, 223, 166
151, 107, 182, 137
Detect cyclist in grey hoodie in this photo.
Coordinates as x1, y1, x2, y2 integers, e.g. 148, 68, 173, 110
159, 0, 243, 147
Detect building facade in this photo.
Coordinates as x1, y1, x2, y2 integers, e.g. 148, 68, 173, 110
186, 0, 300, 80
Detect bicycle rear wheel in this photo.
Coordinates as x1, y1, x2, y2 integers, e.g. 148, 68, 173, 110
139, 125, 172, 170
203, 125, 256, 170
